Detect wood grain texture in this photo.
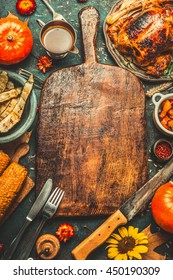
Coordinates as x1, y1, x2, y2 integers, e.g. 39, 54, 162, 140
36, 7, 148, 216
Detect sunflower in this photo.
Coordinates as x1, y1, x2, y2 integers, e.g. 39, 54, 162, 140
106, 226, 148, 260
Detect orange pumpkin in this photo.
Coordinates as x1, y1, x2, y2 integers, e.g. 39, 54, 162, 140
0, 13, 33, 65
151, 181, 173, 233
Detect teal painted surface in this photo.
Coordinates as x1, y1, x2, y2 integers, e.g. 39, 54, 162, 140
0, 0, 173, 260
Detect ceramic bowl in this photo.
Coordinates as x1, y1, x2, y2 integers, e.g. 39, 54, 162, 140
152, 92, 173, 137
0, 70, 37, 144
152, 138, 173, 162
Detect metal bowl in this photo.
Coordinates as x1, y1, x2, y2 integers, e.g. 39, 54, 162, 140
0, 70, 37, 144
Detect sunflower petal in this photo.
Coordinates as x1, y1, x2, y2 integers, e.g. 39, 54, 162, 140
134, 245, 148, 253
118, 227, 128, 238
114, 253, 125, 260
106, 244, 118, 249
131, 227, 139, 238
106, 238, 119, 245
128, 226, 135, 236
107, 248, 119, 259
136, 239, 148, 245
128, 250, 142, 260
108, 247, 119, 254
111, 233, 122, 241
136, 232, 148, 240
122, 254, 128, 260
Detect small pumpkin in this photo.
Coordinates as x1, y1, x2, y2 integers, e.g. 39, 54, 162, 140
0, 13, 33, 65
151, 181, 173, 233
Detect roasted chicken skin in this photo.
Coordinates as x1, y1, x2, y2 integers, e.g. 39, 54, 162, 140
106, 0, 173, 77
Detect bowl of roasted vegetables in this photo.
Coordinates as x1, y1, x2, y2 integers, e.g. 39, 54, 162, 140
152, 93, 173, 136
0, 70, 37, 143
104, 0, 173, 82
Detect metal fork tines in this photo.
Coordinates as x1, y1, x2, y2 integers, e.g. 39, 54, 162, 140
16, 187, 64, 260
17, 68, 44, 89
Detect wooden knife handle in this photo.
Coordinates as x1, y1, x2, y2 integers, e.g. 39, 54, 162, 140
79, 6, 100, 64
71, 210, 127, 260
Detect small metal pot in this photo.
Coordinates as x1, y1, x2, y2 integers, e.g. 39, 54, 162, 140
37, 19, 79, 59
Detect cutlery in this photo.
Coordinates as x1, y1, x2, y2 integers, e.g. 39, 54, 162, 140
40, 0, 66, 21
16, 68, 44, 89
1, 178, 53, 260
71, 157, 173, 259
17, 187, 64, 260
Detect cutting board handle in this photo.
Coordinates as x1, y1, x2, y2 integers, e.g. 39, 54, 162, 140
79, 6, 100, 64
11, 143, 30, 163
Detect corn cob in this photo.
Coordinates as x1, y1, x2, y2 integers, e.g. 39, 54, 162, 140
0, 162, 27, 221
0, 150, 10, 175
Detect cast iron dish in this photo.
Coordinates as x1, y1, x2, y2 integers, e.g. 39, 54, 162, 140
0, 70, 37, 144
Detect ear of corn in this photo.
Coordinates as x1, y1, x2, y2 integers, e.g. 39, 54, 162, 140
0, 162, 27, 221
0, 150, 10, 175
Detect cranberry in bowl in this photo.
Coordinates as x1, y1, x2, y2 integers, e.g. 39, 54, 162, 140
153, 139, 173, 162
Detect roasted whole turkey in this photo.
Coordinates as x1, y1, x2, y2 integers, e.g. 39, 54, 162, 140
106, 0, 173, 77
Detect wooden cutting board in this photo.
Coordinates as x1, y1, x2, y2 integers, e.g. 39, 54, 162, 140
36, 6, 148, 216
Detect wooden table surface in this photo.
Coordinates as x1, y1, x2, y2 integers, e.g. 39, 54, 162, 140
0, 0, 173, 260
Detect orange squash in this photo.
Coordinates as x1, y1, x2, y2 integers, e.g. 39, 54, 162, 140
0, 13, 33, 65
151, 182, 173, 233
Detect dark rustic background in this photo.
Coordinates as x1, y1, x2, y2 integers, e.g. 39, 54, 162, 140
0, 0, 173, 260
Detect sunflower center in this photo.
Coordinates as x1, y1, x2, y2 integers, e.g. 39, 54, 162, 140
118, 236, 135, 254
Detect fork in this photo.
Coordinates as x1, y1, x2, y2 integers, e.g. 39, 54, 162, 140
41, 0, 66, 21
16, 187, 64, 260
17, 68, 44, 89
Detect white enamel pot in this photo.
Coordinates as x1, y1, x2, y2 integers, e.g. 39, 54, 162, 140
152, 92, 173, 137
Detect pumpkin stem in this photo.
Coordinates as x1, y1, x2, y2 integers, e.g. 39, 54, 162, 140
7, 36, 14, 42
7, 12, 19, 20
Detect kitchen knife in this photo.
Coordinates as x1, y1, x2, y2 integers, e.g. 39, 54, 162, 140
71, 157, 173, 260
1, 178, 53, 260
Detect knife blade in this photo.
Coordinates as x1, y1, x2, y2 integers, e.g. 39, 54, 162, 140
2, 178, 53, 260
26, 178, 53, 221
71, 157, 173, 260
